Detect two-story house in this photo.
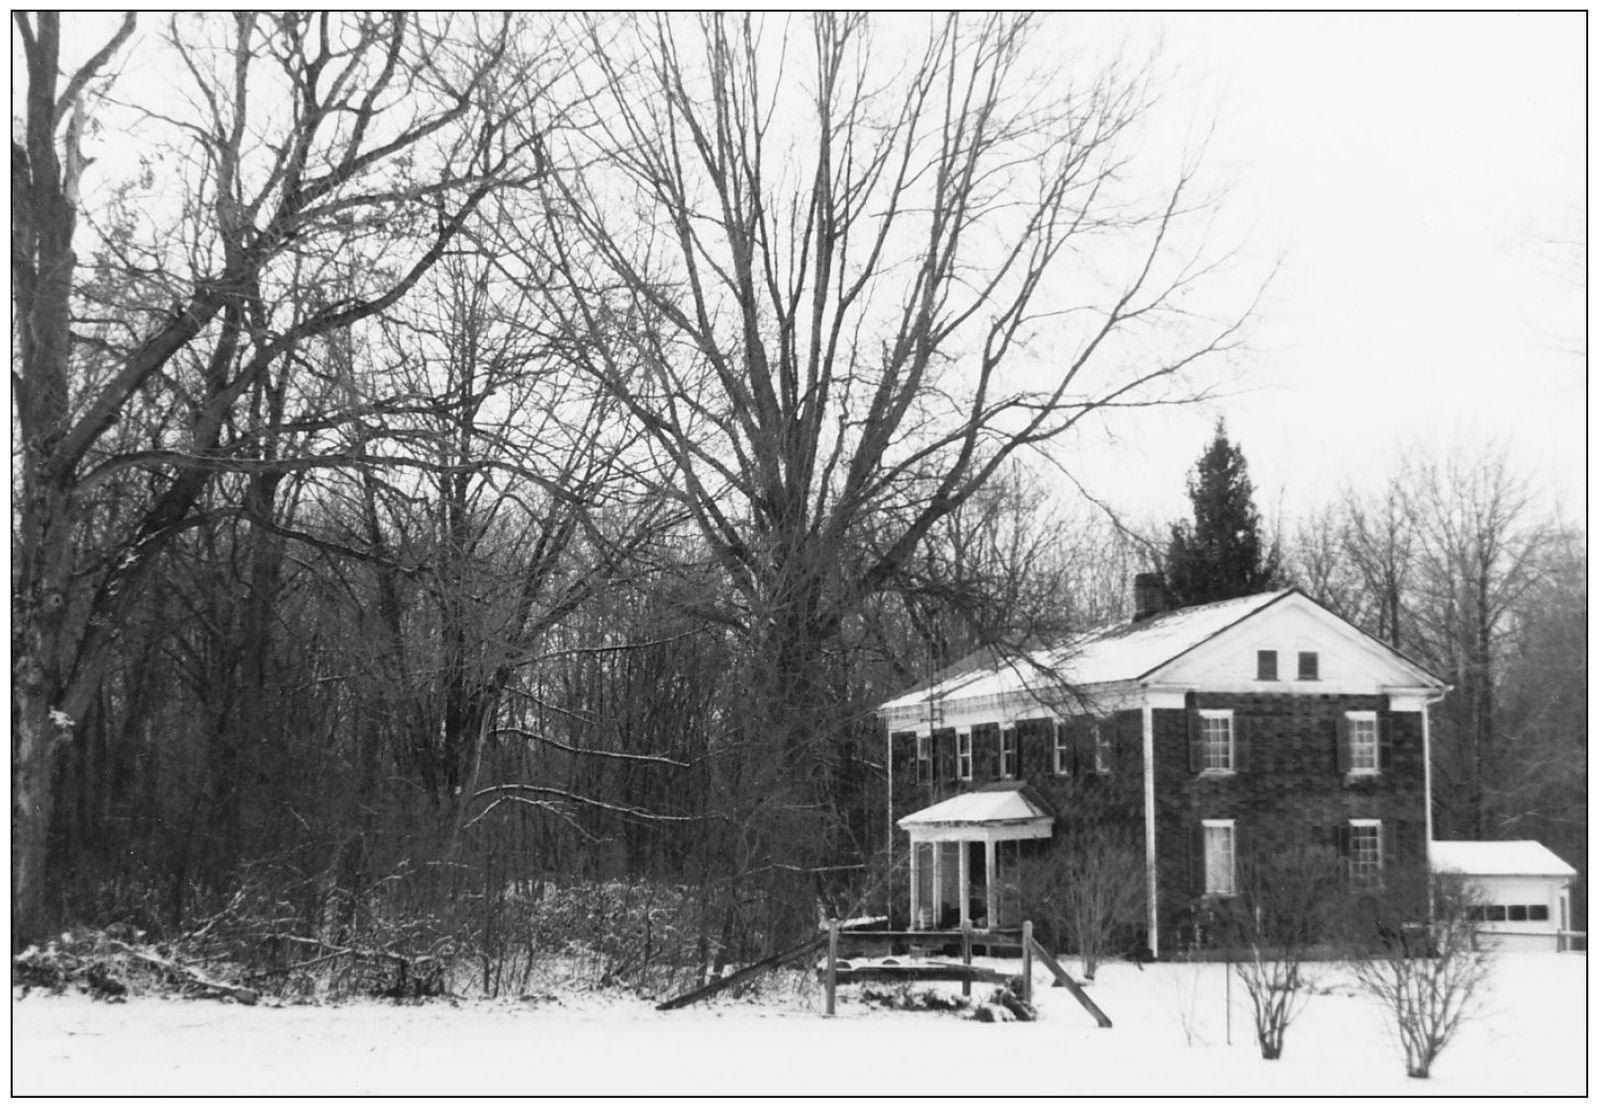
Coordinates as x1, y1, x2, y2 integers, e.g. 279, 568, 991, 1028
877, 575, 1448, 959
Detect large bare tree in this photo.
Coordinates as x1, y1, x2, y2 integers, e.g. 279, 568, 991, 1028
527, 12, 1253, 932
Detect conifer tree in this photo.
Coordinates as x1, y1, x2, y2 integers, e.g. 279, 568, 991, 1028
1164, 419, 1281, 606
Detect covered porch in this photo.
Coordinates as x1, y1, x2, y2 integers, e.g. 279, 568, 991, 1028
897, 781, 1053, 931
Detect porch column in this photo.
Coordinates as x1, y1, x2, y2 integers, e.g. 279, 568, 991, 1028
985, 838, 998, 930
908, 838, 920, 929
930, 842, 942, 929
957, 837, 971, 927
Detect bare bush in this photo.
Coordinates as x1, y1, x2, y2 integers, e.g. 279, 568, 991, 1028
1342, 866, 1494, 1079
1017, 825, 1148, 979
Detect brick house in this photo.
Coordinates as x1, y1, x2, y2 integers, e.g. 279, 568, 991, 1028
877, 577, 1448, 959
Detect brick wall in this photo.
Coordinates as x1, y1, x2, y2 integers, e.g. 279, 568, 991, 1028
1153, 692, 1427, 954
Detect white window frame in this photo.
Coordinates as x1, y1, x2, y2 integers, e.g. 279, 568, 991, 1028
916, 733, 932, 782
1349, 819, 1383, 883
1200, 709, 1234, 773
1053, 726, 1069, 776
956, 731, 973, 782
1203, 820, 1236, 896
1346, 711, 1380, 776
1000, 729, 1017, 779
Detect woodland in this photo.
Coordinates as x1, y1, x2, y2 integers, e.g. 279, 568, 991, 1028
12, 13, 1583, 994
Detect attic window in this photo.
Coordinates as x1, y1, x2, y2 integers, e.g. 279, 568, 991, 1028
1298, 651, 1319, 680
1256, 650, 1278, 680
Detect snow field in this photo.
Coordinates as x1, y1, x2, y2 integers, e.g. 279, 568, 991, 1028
11, 951, 1585, 1096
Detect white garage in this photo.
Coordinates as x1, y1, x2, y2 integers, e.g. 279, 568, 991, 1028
1429, 840, 1579, 952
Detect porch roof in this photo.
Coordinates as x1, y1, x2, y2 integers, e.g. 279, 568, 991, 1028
897, 781, 1054, 843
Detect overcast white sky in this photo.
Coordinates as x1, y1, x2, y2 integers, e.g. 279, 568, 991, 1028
1061, 11, 1586, 532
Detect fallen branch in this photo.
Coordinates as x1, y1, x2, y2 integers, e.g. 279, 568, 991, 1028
108, 940, 259, 1005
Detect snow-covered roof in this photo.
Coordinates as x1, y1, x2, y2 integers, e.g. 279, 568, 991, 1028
1429, 840, 1576, 878
897, 781, 1052, 828
880, 590, 1289, 713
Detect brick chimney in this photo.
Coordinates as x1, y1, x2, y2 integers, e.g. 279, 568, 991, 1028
1133, 572, 1168, 622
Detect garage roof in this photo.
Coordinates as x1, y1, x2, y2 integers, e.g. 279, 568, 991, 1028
1429, 840, 1576, 878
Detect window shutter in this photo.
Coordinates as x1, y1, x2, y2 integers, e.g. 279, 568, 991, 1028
1187, 711, 1202, 774
973, 724, 998, 780
891, 731, 915, 782
1233, 715, 1251, 774
934, 728, 955, 782
1333, 823, 1351, 860
1382, 821, 1399, 867
1376, 712, 1392, 772
1188, 824, 1204, 895
1334, 716, 1352, 774
1016, 721, 1039, 772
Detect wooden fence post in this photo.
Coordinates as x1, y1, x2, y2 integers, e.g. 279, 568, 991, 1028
825, 920, 839, 1017
1021, 920, 1034, 1008
961, 917, 973, 998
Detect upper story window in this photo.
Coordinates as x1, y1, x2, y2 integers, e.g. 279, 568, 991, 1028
1341, 711, 1380, 775
1000, 728, 1018, 779
1053, 724, 1070, 776
1298, 651, 1320, 680
915, 733, 932, 783
956, 731, 973, 782
1256, 650, 1278, 680
1093, 723, 1113, 774
1200, 710, 1234, 772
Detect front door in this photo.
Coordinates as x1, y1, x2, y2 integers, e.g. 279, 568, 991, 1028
967, 842, 987, 926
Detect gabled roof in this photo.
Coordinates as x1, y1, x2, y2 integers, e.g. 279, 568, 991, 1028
1430, 840, 1577, 878
878, 587, 1444, 717
880, 589, 1290, 713
897, 781, 1052, 828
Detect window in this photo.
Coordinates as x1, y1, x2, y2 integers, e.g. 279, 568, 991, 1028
1256, 650, 1278, 680
1053, 725, 1069, 776
1526, 904, 1549, 922
1346, 712, 1379, 775
1483, 905, 1507, 922
915, 734, 931, 783
956, 731, 972, 781
1000, 728, 1017, 779
1200, 711, 1233, 772
1298, 651, 1319, 680
1094, 724, 1113, 774
1505, 904, 1528, 923
1349, 820, 1382, 883
1203, 821, 1236, 895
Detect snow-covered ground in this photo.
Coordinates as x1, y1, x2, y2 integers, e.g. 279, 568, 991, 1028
12, 951, 1585, 1096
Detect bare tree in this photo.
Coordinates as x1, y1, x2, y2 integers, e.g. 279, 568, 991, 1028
1223, 845, 1347, 1060
1343, 866, 1493, 1080
525, 12, 1252, 934
12, 12, 551, 946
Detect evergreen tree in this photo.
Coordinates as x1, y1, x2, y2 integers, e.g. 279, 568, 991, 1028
1164, 419, 1281, 606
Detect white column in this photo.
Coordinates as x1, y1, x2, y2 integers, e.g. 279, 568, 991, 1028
958, 838, 971, 927
985, 838, 998, 930
930, 842, 942, 929
908, 838, 920, 929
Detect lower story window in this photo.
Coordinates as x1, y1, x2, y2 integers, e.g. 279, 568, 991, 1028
1349, 820, 1382, 883
1204, 820, 1236, 895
